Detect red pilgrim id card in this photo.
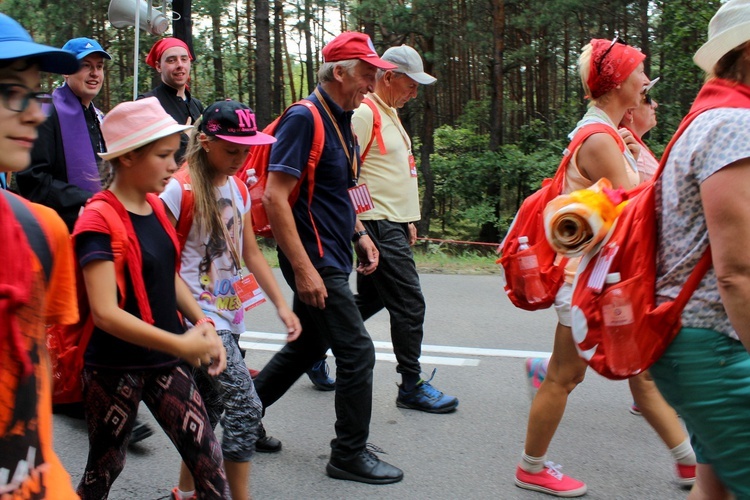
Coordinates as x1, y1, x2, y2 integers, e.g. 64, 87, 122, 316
348, 183, 375, 214
233, 273, 267, 311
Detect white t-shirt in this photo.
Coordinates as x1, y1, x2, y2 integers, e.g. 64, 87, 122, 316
161, 176, 251, 333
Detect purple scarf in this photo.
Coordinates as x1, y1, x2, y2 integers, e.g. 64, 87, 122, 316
53, 84, 102, 194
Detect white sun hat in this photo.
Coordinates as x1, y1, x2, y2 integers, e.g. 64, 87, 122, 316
694, 0, 750, 74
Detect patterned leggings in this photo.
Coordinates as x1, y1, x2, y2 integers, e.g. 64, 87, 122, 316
76, 364, 229, 499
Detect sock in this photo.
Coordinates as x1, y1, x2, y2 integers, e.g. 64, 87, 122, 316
175, 489, 195, 500
402, 373, 420, 392
670, 439, 697, 465
520, 451, 547, 473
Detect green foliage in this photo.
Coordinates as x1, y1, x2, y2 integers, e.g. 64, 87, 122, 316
429, 122, 561, 241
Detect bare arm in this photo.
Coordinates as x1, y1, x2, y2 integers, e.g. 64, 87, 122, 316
242, 210, 302, 342
262, 170, 328, 309
701, 158, 750, 352
83, 259, 226, 372
577, 133, 639, 190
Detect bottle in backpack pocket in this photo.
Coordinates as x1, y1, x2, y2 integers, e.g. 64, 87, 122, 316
245, 168, 258, 186
601, 272, 641, 377
516, 236, 546, 304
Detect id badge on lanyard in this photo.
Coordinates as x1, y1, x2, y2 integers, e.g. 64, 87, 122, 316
409, 151, 418, 178
348, 183, 375, 214
233, 273, 267, 311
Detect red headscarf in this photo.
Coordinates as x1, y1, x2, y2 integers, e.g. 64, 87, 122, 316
146, 37, 192, 69
587, 38, 645, 99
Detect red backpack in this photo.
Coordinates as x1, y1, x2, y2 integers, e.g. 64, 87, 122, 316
499, 123, 625, 311
171, 168, 248, 251
238, 100, 325, 240
47, 200, 129, 404
569, 80, 750, 379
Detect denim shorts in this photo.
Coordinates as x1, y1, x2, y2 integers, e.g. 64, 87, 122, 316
650, 327, 750, 496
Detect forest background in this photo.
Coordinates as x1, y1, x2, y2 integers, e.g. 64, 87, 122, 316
0, 0, 721, 247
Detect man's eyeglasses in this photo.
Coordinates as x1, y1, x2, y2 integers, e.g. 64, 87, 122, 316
642, 92, 653, 106
595, 36, 626, 75
0, 83, 52, 114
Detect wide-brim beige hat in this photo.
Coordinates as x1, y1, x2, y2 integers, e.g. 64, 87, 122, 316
694, 0, 750, 74
99, 97, 192, 161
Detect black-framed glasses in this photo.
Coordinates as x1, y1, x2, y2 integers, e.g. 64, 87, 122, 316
0, 83, 52, 113
642, 92, 653, 106
595, 36, 626, 75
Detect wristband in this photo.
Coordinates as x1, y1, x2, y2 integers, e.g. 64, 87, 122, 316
195, 317, 215, 327
352, 230, 369, 243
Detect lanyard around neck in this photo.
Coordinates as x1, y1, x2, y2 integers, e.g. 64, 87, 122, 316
314, 88, 358, 180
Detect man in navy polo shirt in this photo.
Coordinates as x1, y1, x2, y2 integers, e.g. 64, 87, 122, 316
254, 32, 404, 485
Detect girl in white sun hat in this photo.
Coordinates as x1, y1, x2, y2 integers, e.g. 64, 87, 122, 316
72, 97, 230, 499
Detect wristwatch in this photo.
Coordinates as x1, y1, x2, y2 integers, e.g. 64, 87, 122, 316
352, 230, 369, 242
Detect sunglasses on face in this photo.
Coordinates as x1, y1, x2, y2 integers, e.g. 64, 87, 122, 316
0, 83, 52, 114
595, 36, 627, 76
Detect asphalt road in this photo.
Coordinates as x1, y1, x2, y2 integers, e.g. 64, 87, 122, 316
54, 271, 690, 499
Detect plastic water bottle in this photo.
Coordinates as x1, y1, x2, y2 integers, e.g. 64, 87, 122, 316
517, 236, 546, 304
601, 272, 641, 376
245, 168, 258, 186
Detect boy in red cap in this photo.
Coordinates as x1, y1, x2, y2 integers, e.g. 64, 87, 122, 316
253, 31, 405, 485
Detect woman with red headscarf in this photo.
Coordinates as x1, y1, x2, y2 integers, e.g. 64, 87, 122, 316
515, 39, 696, 497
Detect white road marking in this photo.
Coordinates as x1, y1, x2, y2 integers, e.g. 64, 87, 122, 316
239, 331, 551, 364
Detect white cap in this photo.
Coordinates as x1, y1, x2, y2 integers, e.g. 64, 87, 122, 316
381, 45, 437, 85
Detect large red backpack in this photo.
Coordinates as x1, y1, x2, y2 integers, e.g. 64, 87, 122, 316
48, 200, 129, 404
568, 82, 750, 379
238, 100, 325, 241
499, 123, 625, 311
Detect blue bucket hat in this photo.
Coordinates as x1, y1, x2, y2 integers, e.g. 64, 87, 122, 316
0, 14, 79, 74
62, 37, 112, 61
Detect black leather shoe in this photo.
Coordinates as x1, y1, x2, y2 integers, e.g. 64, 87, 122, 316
327, 448, 403, 484
255, 424, 282, 453
129, 420, 154, 446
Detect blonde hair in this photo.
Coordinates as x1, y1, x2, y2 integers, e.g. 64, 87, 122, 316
578, 43, 596, 105
184, 120, 224, 242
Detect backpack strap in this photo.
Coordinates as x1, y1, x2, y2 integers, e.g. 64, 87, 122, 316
550, 123, 626, 194
294, 99, 326, 258
2, 191, 52, 282
359, 97, 386, 163
172, 167, 194, 251
83, 200, 129, 309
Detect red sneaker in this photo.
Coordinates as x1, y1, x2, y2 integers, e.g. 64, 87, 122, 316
170, 487, 197, 500
675, 463, 696, 488
515, 462, 587, 497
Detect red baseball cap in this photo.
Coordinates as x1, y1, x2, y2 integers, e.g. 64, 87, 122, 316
321, 32, 397, 70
